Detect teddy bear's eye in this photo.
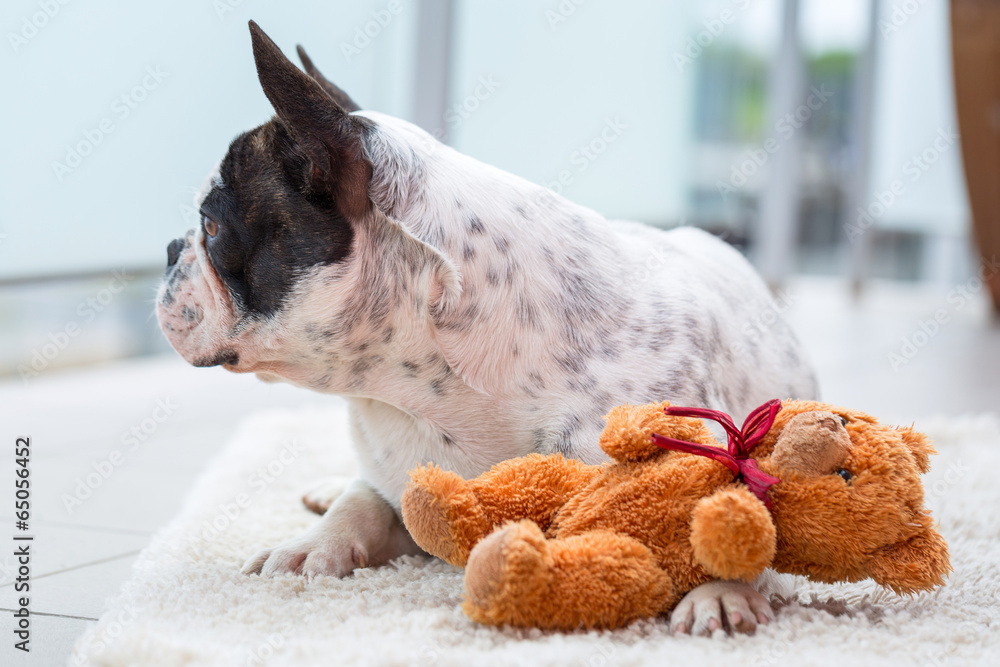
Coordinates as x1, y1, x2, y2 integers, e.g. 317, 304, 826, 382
838, 415, 848, 427
835, 468, 853, 484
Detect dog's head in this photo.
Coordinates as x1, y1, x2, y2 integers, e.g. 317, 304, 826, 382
157, 22, 458, 389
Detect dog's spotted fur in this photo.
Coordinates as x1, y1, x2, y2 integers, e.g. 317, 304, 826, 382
156, 22, 816, 632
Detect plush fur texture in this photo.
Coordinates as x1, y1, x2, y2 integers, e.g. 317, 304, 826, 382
400, 400, 950, 630
70, 405, 998, 666
158, 23, 819, 587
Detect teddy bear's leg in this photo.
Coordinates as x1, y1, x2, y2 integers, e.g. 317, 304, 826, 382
465, 453, 599, 529
401, 464, 490, 567
463, 521, 674, 630
402, 454, 594, 567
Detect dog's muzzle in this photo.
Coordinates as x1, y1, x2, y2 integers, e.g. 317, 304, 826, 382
166, 237, 185, 269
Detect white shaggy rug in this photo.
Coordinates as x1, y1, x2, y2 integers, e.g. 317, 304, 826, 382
71, 402, 1000, 667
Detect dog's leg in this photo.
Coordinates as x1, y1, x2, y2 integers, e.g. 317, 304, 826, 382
241, 478, 423, 577
669, 579, 775, 635
301, 475, 355, 515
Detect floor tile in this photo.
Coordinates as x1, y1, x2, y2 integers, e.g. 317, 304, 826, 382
0, 522, 148, 588
0, 613, 93, 667
29, 553, 138, 619
0, 277, 996, 666
29, 462, 206, 533
784, 277, 1000, 421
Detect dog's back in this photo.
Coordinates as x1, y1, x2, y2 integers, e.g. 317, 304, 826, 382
357, 110, 817, 466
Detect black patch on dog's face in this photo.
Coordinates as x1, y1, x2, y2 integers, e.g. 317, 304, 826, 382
199, 120, 357, 319
164, 24, 372, 332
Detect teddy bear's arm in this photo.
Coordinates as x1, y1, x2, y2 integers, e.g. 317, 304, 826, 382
601, 401, 719, 462
689, 487, 777, 581
401, 454, 597, 567
462, 520, 677, 630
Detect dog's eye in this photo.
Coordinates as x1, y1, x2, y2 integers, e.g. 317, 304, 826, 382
202, 214, 219, 238
834, 468, 853, 484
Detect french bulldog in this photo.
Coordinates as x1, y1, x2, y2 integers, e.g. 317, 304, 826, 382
156, 21, 818, 636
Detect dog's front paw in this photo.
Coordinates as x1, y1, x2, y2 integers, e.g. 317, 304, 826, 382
241, 529, 367, 578
670, 579, 775, 636
301, 475, 354, 516
242, 477, 423, 578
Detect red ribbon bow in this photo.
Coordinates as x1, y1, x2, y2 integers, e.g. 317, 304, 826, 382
650, 399, 783, 507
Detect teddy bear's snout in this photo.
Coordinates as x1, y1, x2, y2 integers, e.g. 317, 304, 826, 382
770, 411, 852, 477
816, 415, 843, 433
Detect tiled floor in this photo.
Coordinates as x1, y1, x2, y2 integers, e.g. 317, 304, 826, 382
0, 353, 328, 664
0, 276, 998, 665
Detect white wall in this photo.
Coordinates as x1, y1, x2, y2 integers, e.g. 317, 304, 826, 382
0, 0, 416, 280
448, 0, 694, 224
867, 0, 969, 235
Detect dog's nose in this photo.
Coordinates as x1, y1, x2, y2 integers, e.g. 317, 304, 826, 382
166, 238, 185, 268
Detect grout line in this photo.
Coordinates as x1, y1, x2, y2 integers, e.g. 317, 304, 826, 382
0, 517, 155, 537
0, 550, 141, 588
0, 608, 98, 621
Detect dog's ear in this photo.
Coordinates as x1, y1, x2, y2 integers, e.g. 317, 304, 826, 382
295, 44, 361, 112
249, 21, 370, 218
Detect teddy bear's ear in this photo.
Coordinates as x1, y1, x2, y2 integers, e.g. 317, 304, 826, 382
867, 526, 950, 594
898, 427, 935, 473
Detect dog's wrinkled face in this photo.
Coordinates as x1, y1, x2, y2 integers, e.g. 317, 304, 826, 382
157, 22, 376, 377
157, 121, 355, 368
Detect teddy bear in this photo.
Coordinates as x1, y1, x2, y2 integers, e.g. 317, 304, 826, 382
400, 399, 950, 630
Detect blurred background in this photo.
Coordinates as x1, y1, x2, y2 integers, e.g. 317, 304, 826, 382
0, 0, 993, 380
3, 2, 1000, 662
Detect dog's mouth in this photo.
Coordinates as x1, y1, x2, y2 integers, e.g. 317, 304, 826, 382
192, 349, 240, 368
156, 228, 248, 371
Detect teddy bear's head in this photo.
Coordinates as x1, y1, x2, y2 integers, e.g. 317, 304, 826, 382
748, 400, 950, 593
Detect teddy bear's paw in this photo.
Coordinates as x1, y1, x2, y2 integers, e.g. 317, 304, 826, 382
670, 580, 775, 636
401, 465, 489, 567
464, 520, 552, 623
600, 402, 717, 462
690, 487, 776, 581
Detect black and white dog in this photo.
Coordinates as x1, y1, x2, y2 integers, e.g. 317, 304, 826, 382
157, 22, 817, 635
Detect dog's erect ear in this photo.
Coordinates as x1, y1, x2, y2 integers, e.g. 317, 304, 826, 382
249, 21, 370, 218
295, 45, 361, 112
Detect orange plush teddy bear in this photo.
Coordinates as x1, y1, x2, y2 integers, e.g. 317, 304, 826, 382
400, 399, 950, 630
